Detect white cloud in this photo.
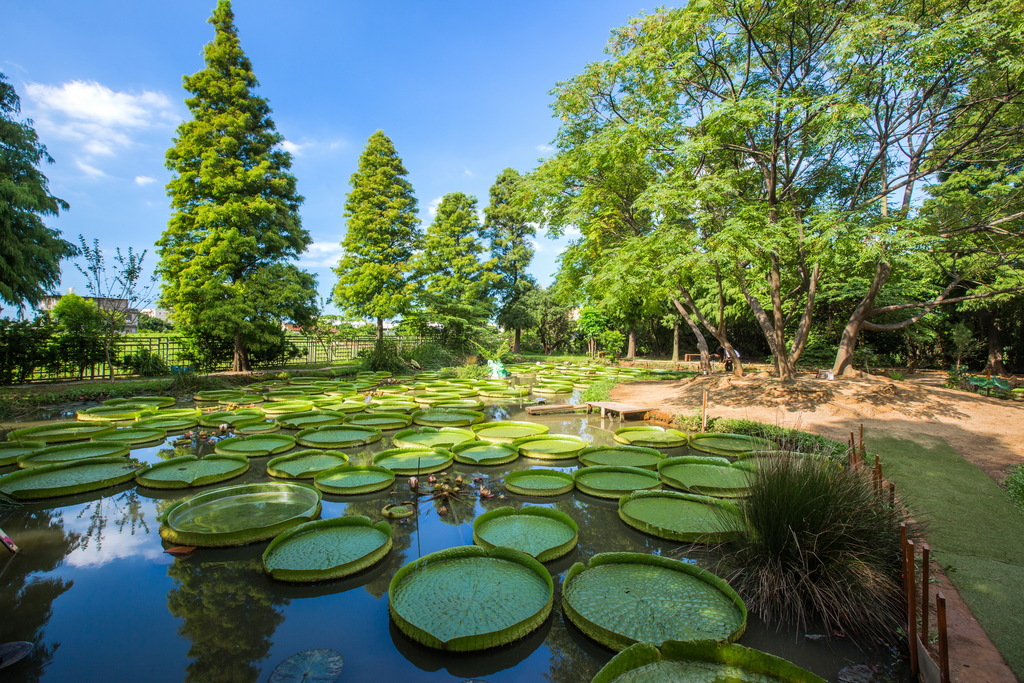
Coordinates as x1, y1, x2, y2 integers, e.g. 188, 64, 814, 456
134, 175, 156, 186
464, 169, 473, 177
428, 196, 443, 217
564, 226, 582, 237
536, 144, 555, 153
530, 239, 544, 252
280, 140, 305, 155
76, 160, 107, 178
297, 241, 345, 268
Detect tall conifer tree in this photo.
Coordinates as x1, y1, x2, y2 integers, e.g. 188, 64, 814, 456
158, 0, 314, 371
332, 131, 420, 341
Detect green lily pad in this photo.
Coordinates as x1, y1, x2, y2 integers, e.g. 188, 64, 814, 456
513, 434, 588, 460
345, 412, 412, 430
76, 404, 158, 421
657, 456, 758, 497
373, 447, 454, 475
198, 409, 265, 427
578, 445, 664, 469
104, 396, 176, 408
267, 450, 349, 479
261, 400, 317, 415
592, 640, 826, 683
504, 469, 575, 496
562, 552, 747, 651
473, 506, 578, 561
0, 457, 139, 500
8, 421, 116, 443
472, 421, 550, 443
432, 398, 485, 410
0, 441, 46, 466
134, 415, 199, 432
573, 466, 662, 499
365, 401, 417, 414
452, 441, 519, 466
135, 454, 249, 489
689, 433, 779, 456
295, 425, 383, 449
18, 440, 129, 468
214, 434, 296, 457
160, 482, 322, 547
268, 648, 344, 683
618, 490, 746, 543
92, 426, 168, 447
314, 465, 395, 495
194, 389, 252, 402
613, 426, 689, 449
531, 384, 573, 395
392, 427, 477, 449
410, 408, 485, 427
478, 387, 531, 399
389, 545, 554, 651
232, 418, 281, 434
262, 515, 392, 582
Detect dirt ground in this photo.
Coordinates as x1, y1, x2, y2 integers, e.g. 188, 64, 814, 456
611, 370, 1024, 682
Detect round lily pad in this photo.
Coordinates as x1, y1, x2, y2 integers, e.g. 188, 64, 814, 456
473, 506, 578, 561
135, 454, 249, 489
452, 441, 519, 466
392, 427, 477, 449
688, 433, 779, 456
591, 640, 827, 683
18, 440, 129, 468
160, 482, 322, 547
365, 401, 417, 414
345, 412, 412, 430
93, 426, 168, 447
531, 384, 573, 395
618, 490, 746, 543
478, 387, 531, 399
262, 515, 392, 582
504, 469, 575, 496
657, 456, 758, 497
410, 408, 485, 427
295, 425, 382, 449
198, 409, 265, 427
0, 457, 139, 500
561, 552, 747, 651
8, 421, 116, 443
135, 415, 199, 432
613, 426, 689, 449
433, 398, 485, 410
578, 445, 664, 469
314, 465, 395, 495
0, 441, 46, 466
214, 434, 296, 457
389, 545, 554, 651
513, 434, 588, 460
104, 395, 176, 409
76, 404, 158, 421
472, 421, 550, 443
267, 450, 349, 479
573, 466, 662, 499
373, 447, 454, 475
194, 389, 252, 402
232, 418, 281, 434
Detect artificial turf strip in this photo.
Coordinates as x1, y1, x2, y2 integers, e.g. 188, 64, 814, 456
867, 433, 1024, 680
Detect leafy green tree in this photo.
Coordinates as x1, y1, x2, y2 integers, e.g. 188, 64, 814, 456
0, 72, 77, 312
409, 192, 495, 350
49, 292, 106, 379
158, 0, 315, 371
576, 307, 608, 357
483, 168, 536, 352
0, 317, 54, 384
333, 131, 421, 341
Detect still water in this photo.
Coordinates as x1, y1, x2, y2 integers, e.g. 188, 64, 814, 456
0, 401, 901, 682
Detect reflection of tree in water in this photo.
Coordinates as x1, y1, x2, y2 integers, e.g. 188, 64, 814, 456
75, 489, 149, 551
0, 508, 82, 681
167, 557, 286, 683
342, 494, 414, 599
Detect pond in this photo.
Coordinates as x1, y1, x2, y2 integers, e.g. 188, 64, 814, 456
0, 394, 904, 682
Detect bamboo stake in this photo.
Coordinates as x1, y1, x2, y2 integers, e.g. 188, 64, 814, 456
701, 390, 708, 432
873, 455, 883, 494
849, 432, 857, 467
922, 544, 931, 649
888, 481, 896, 508
906, 539, 919, 675
937, 592, 950, 683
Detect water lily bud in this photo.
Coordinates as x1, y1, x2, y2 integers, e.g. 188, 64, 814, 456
408, 477, 419, 491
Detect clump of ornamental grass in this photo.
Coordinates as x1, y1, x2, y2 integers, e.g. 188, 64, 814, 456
718, 453, 908, 645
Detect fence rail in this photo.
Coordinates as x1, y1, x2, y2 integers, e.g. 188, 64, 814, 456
19, 335, 424, 383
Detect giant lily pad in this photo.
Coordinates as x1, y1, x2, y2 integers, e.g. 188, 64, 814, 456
104, 395, 176, 409
262, 515, 393, 582
618, 490, 746, 543
452, 441, 519, 466
214, 434, 296, 457
194, 389, 252, 402
160, 482, 322, 547
136, 454, 249, 489
134, 415, 199, 432
591, 640, 826, 683
389, 545, 554, 651
410, 408, 485, 427
296, 425, 382, 449
513, 434, 588, 460
18, 440, 129, 468
274, 411, 348, 430
198, 409, 265, 428
267, 450, 349, 479
573, 466, 662, 499
0, 457, 138, 500
504, 469, 575, 496
8, 421, 115, 443
0, 441, 45, 466
657, 456, 758, 497
261, 400, 317, 415
613, 426, 688, 449
472, 421, 550, 443
561, 552, 747, 651
268, 649, 344, 683
473, 506, 578, 561
232, 418, 281, 434
93, 426, 168, 447
392, 427, 477, 449
373, 447, 453, 475
689, 433, 778, 456
314, 465, 395, 495
345, 412, 412, 430
578, 445, 664, 469
76, 404, 158, 422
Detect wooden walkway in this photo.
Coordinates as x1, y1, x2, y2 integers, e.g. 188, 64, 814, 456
525, 404, 588, 415
584, 402, 656, 419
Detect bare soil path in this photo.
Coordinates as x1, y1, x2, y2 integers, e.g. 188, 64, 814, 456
612, 370, 1024, 682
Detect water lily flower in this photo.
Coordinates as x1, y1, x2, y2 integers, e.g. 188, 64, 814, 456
408, 477, 419, 491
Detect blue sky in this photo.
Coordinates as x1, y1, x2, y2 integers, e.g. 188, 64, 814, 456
4, 0, 663, 316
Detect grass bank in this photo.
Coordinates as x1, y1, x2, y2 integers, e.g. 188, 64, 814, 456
868, 433, 1024, 679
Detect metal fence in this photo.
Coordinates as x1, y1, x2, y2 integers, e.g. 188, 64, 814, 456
21, 334, 424, 383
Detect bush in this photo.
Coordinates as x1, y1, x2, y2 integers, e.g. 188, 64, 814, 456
0, 319, 54, 384
451, 363, 489, 380
403, 341, 457, 370
718, 454, 909, 644
359, 339, 408, 374
712, 418, 848, 458
580, 378, 617, 402
117, 349, 170, 377
1006, 465, 1024, 511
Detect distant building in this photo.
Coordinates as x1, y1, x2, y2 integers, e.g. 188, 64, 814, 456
140, 308, 172, 323
39, 291, 140, 333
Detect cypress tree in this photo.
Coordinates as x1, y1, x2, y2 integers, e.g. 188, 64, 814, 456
158, 0, 314, 371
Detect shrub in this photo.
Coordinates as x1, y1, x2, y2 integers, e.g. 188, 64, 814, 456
166, 371, 231, 395
118, 349, 170, 377
0, 319, 54, 384
580, 379, 617, 402
712, 419, 848, 458
404, 341, 457, 370
451, 363, 489, 380
718, 454, 909, 644
1006, 465, 1024, 512
359, 339, 408, 374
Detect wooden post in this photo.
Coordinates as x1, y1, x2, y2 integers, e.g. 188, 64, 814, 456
937, 592, 950, 683
701, 390, 708, 432
906, 539, 919, 676
921, 544, 931, 649
873, 455, 883, 494
849, 432, 857, 467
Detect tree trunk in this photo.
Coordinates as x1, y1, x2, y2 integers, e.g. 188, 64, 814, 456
671, 298, 712, 374
985, 312, 1007, 375
832, 262, 892, 376
513, 328, 521, 354
626, 328, 636, 360
672, 322, 679, 362
233, 333, 250, 372
376, 317, 384, 342
677, 288, 745, 377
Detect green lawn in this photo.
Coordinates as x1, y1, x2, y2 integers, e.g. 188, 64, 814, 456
867, 433, 1024, 679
